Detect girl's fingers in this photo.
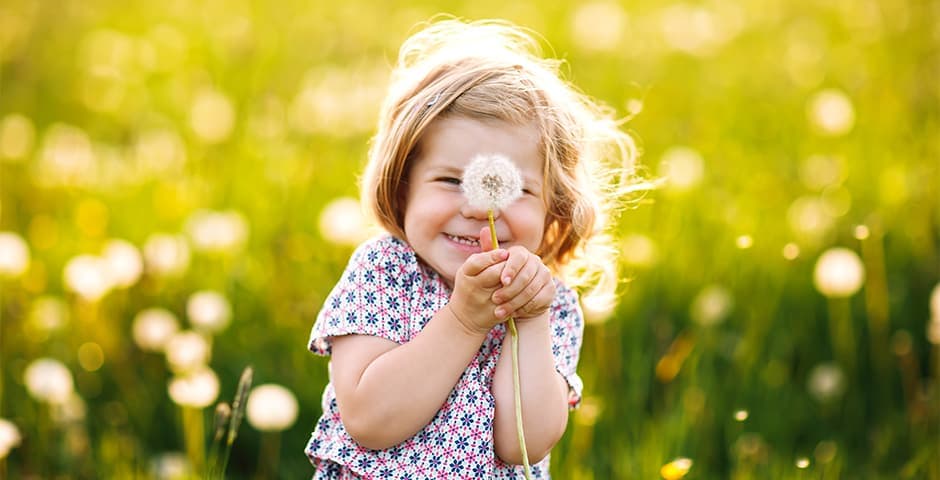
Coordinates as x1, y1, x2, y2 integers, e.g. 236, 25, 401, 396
493, 253, 539, 303
514, 279, 555, 317
461, 248, 508, 277
499, 246, 531, 286
493, 263, 545, 318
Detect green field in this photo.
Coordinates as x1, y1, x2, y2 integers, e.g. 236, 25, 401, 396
1, 0, 938, 478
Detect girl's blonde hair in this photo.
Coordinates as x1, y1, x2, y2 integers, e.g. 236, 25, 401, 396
362, 17, 643, 302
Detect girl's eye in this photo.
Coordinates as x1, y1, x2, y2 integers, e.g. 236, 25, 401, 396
438, 177, 461, 185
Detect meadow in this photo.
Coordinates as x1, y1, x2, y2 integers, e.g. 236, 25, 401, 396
0, 0, 938, 478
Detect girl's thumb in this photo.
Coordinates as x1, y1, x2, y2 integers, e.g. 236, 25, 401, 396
479, 226, 494, 252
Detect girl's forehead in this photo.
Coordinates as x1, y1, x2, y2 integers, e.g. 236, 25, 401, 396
417, 115, 543, 173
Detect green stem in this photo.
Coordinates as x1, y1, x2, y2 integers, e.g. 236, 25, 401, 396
181, 406, 205, 477
489, 211, 532, 479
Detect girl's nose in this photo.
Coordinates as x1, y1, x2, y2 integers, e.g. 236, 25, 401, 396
460, 201, 499, 220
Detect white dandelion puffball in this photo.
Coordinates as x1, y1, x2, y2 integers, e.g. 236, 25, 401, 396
150, 452, 191, 479
813, 248, 865, 298
63, 254, 115, 301
190, 88, 235, 144
168, 368, 220, 408
926, 319, 940, 345
185, 210, 248, 253
461, 154, 523, 211
133, 308, 180, 352
807, 363, 846, 403
0, 418, 22, 459
0, 231, 30, 277
808, 89, 855, 136
186, 290, 232, 333
659, 146, 704, 191
143, 233, 191, 277
318, 197, 371, 246
102, 239, 143, 287
930, 283, 940, 319
246, 384, 299, 431
690, 284, 734, 327
24, 358, 74, 404
165, 331, 211, 373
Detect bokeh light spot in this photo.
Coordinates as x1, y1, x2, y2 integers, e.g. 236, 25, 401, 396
77, 342, 105, 372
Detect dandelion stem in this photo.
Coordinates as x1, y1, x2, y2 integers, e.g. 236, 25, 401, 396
181, 406, 205, 476
489, 211, 532, 479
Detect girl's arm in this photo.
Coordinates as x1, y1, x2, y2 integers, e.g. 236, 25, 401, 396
329, 248, 509, 450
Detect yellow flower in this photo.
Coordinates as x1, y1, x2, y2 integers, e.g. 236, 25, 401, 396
660, 457, 693, 480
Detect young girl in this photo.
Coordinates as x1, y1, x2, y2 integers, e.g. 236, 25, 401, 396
306, 18, 637, 479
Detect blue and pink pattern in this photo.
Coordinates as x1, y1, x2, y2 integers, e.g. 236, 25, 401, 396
306, 235, 584, 479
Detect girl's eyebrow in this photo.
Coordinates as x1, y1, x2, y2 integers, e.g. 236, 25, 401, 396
426, 165, 463, 176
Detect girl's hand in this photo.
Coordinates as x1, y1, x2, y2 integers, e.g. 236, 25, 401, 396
447, 228, 510, 335
490, 245, 555, 322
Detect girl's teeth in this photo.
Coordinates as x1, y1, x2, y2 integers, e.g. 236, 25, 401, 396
448, 235, 479, 246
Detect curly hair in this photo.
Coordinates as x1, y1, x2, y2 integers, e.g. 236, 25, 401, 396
361, 17, 644, 302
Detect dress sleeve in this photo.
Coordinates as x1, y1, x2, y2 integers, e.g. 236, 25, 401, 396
549, 282, 585, 409
308, 237, 414, 356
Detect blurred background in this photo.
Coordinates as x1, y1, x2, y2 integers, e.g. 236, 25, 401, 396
1, 0, 938, 478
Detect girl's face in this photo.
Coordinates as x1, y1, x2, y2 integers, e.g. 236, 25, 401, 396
403, 115, 546, 287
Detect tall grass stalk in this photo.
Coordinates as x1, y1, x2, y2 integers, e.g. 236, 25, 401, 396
207, 402, 231, 479
217, 366, 253, 479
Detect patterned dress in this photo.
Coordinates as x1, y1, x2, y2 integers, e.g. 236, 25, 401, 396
306, 235, 584, 479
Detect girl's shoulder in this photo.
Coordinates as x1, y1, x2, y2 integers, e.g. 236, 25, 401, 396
552, 276, 580, 305
350, 234, 418, 266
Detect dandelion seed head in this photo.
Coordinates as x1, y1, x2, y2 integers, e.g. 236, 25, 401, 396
24, 357, 74, 404
246, 384, 299, 431
926, 320, 940, 346
168, 368, 219, 408
807, 363, 846, 403
63, 254, 115, 302
185, 210, 249, 253
461, 154, 523, 211
150, 452, 191, 479
0, 231, 30, 277
319, 197, 372, 246
102, 239, 142, 288
165, 331, 211, 373
690, 284, 733, 327
813, 247, 865, 298
0, 418, 22, 459
133, 308, 180, 352
143, 233, 191, 277
930, 283, 940, 319
186, 290, 232, 334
